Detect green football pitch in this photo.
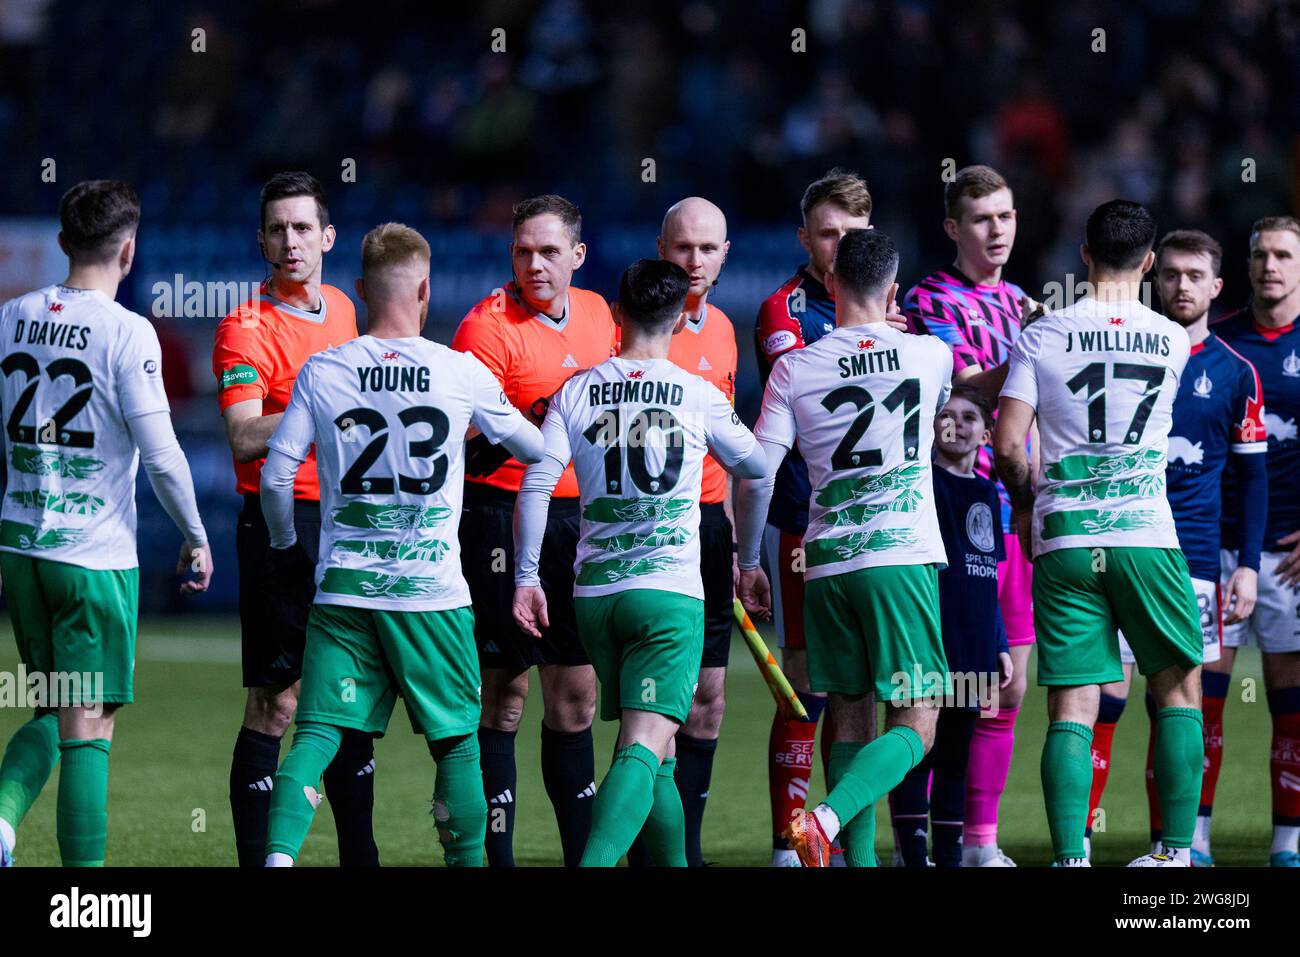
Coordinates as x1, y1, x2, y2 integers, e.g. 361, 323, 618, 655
0, 616, 1276, 866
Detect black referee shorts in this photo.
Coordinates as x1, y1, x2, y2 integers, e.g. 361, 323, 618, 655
700, 502, 735, 669
459, 482, 588, 671
236, 494, 321, 689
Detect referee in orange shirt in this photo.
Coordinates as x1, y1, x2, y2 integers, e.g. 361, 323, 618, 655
212, 172, 378, 867
452, 195, 617, 866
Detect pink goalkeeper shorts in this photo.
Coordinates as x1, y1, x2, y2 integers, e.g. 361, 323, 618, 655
998, 530, 1036, 646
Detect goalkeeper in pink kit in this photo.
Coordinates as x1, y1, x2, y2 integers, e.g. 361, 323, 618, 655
903, 165, 1040, 866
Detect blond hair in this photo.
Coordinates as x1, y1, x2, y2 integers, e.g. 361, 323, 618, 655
801, 168, 872, 221
361, 222, 431, 276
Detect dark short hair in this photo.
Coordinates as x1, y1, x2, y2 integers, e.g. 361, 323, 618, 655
1085, 200, 1157, 271
1156, 229, 1223, 277
801, 168, 872, 222
513, 194, 582, 244
59, 180, 140, 264
832, 229, 899, 299
617, 259, 690, 331
946, 383, 994, 428
259, 171, 329, 229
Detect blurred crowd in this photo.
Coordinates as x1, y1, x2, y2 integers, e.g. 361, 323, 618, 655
0, 0, 1296, 292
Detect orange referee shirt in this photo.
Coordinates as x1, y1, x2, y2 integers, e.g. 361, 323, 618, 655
667, 302, 738, 504
452, 282, 616, 497
212, 282, 358, 499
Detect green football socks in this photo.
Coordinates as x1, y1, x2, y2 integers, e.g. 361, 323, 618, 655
1042, 720, 1092, 861
828, 741, 877, 866
580, 742, 659, 867
428, 733, 487, 867
0, 711, 61, 839
56, 738, 111, 867
641, 756, 687, 866
1151, 707, 1204, 850
821, 726, 922, 841
265, 722, 342, 862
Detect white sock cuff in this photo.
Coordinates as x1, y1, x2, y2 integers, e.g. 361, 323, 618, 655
813, 804, 841, 843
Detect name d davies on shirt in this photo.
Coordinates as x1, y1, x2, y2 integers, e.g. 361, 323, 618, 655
10, 318, 92, 350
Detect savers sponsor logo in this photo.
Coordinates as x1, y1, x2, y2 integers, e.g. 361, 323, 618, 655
220, 363, 259, 390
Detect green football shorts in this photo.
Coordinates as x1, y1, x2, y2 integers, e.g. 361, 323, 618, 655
574, 589, 703, 723
0, 552, 137, 706
803, 563, 947, 701
297, 603, 480, 741
1032, 546, 1202, 686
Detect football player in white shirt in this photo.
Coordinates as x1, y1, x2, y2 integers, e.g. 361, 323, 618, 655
736, 228, 954, 867
259, 224, 543, 866
994, 200, 1203, 867
0, 180, 211, 867
512, 259, 765, 866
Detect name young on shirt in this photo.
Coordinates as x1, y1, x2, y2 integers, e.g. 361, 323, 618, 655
1065, 330, 1171, 356
837, 349, 901, 378
12, 319, 91, 350
356, 365, 431, 393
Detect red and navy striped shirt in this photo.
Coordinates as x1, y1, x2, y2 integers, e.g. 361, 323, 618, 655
1167, 331, 1267, 579
1214, 307, 1300, 550
754, 266, 837, 534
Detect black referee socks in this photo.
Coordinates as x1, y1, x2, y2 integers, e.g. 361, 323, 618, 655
541, 723, 595, 867
479, 726, 518, 866
323, 729, 380, 867
674, 733, 718, 867
229, 727, 281, 868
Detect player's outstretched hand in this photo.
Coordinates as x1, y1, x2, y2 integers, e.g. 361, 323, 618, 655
1276, 530, 1300, 589
738, 567, 772, 621
513, 585, 550, 638
178, 541, 213, 596
1223, 565, 1258, 623
1019, 296, 1046, 326
998, 651, 1014, 689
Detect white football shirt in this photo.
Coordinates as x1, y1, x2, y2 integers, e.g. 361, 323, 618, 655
0, 285, 170, 570
1000, 297, 1190, 556
754, 323, 953, 581
268, 335, 529, 611
541, 356, 757, 599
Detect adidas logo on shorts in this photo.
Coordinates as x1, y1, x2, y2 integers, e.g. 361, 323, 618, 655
576, 782, 596, 799
248, 776, 273, 792
489, 788, 514, 805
